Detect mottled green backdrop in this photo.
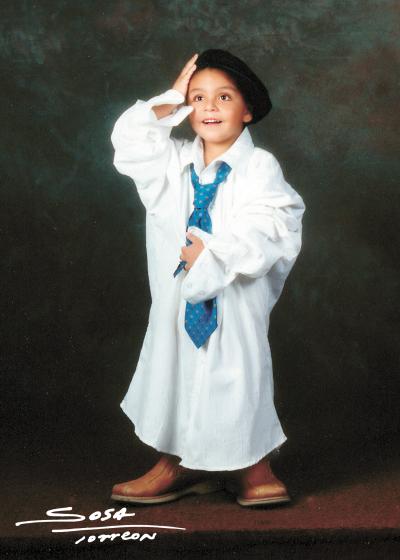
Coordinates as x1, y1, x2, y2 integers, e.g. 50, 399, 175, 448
1, 1, 399, 493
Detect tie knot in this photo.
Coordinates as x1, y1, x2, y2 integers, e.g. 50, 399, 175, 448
193, 184, 217, 208
191, 162, 231, 209
188, 161, 232, 233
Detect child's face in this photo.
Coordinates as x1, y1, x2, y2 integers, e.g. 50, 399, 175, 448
187, 68, 253, 151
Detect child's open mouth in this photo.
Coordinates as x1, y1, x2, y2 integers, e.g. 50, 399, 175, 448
202, 119, 222, 125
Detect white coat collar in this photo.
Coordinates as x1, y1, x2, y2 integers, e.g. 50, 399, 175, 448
179, 126, 255, 174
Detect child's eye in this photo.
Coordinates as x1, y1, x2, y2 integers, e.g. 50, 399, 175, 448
219, 94, 231, 101
193, 95, 203, 101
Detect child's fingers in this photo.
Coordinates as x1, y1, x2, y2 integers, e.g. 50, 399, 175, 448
182, 64, 197, 79
180, 53, 198, 76
177, 57, 198, 82
172, 56, 198, 97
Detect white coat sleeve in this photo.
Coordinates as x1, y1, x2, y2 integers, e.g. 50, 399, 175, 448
110, 89, 193, 212
181, 151, 306, 304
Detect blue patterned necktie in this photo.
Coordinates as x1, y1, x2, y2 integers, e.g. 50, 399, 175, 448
173, 161, 232, 348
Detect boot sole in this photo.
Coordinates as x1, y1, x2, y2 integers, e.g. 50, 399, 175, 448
111, 479, 223, 505
236, 495, 291, 507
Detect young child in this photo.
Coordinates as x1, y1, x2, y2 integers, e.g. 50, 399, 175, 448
110, 50, 305, 507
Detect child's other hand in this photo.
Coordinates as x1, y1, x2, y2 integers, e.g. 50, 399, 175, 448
172, 54, 198, 99
180, 232, 204, 271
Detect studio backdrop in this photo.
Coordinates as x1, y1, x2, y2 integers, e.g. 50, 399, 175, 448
1, 0, 399, 518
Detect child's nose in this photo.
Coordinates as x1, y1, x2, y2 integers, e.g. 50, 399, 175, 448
205, 99, 217, 111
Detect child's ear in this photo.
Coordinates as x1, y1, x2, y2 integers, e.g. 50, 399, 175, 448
243, 110, 253, 123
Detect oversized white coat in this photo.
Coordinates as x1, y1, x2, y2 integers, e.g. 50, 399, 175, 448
111, 89, 306, 471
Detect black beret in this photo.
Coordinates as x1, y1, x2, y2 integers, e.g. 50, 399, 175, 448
194, 49, 272, 125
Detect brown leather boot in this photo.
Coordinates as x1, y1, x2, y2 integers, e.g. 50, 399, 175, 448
111, 454, 223, 504
225, 456, 291, 507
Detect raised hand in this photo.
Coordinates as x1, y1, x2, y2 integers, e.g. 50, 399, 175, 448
172, 53, 199, 97
152, 53, 198, 121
